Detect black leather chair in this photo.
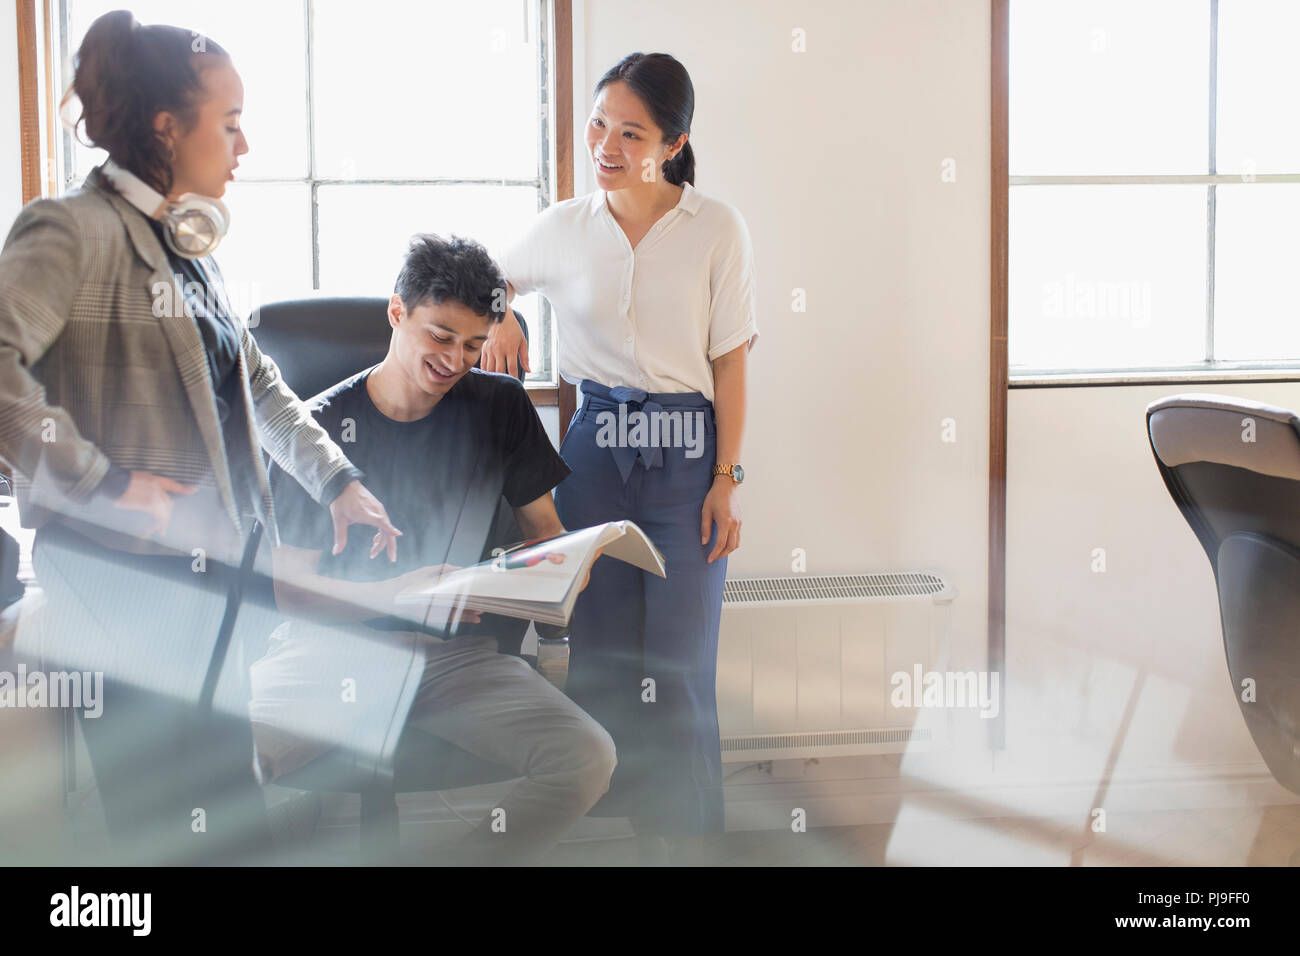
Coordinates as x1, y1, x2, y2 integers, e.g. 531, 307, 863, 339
1147, 393, 1300, 796
249, 295, 563, 861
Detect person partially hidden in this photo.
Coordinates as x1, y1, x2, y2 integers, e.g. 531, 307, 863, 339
249, 234, 615, 865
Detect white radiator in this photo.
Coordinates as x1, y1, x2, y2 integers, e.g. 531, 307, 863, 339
716, 572, 956, 762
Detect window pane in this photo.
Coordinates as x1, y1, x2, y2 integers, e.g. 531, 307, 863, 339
1009, 0, 1210, 175
313, 0, 539, 181
65, 0, 309, 181
316, 184, 547, 375
317, 184, 539, 289
214, 183, 313, 312
1009, 186, 1207, 370
1213, 184, 1300, 360
1216, 0, 1300, 175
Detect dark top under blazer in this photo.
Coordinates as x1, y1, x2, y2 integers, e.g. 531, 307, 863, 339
0, 165, 359, 563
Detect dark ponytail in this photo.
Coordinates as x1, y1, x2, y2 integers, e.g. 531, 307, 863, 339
665, 140, 695, 189
595, 52, 695, 186
61, 10, 229, 195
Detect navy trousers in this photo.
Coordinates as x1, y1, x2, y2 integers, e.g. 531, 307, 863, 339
554, 380, 726, 836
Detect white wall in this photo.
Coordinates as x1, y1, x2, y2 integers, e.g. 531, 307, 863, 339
1004, 382, 1300, 780
581, 0, 993, 724
581, 0, 992, 615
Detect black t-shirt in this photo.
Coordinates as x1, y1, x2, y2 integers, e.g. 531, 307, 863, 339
269, 366, 570, 637
144, 218, 262, 523
147, 219, 242, 422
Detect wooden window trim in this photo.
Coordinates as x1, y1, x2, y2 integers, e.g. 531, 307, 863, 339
545, 0, 578, 433
527, 384, 559, 406
8, 0, 46, 487
16, 0, 43, 205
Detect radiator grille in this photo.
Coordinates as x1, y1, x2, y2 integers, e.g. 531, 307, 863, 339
722, 572, 951, 606
721, 728, 932, 753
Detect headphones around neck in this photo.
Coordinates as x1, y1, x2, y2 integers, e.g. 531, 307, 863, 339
100, 159, 230, 260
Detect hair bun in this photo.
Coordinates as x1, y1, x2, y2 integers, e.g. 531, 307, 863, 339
88, 8, 139, 52
63, 10, 227, 195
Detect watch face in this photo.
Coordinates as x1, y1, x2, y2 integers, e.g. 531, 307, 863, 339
733, 464, 745, 483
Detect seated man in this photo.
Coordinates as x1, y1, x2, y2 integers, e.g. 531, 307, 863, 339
249, 233, 615, 865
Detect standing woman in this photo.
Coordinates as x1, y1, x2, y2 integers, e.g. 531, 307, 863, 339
0, 11, 399, 863
484, 53, 757, 859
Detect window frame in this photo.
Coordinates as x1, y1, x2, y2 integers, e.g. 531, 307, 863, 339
41, 0, 575, 407
989, 0, 1300, 753
1005, 0, 1300, 387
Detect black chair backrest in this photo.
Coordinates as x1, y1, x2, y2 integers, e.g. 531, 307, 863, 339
252, 296, 530, 399
1147, 393, 1300, 794
252, 297, 393, 401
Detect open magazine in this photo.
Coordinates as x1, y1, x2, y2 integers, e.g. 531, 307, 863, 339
394, 521, 666, 627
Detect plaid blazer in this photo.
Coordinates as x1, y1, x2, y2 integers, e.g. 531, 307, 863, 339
0, 166, 356, 562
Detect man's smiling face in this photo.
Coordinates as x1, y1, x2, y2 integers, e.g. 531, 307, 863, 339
389, 294, 493, 399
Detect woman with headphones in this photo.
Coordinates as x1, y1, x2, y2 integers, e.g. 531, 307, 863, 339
0, 11, 400, 863
484, 52, 758, 863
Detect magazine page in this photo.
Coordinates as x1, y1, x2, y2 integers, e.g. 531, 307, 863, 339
597, 521, 667, 576
394, 524, 605, 608
392, 521, 666, 612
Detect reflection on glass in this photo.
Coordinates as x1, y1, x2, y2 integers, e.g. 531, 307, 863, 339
1216, 0, 1300, 176
1009, 0, 1209, 176
1214, 184, 1300, 361
1009, 186, 1206, 370
66, 0, 308, 181
312, 0, 539, 181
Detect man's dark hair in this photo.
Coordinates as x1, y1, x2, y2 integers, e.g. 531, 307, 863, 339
394, 233, 507, 323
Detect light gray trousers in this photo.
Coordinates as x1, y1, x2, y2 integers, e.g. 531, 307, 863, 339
249, 625, 617, 865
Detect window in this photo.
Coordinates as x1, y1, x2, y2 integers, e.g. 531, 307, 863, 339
55, 0, 560, 386
1008, 0, 1300, 380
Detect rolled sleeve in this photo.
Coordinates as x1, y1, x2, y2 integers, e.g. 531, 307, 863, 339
499, 209, 557, 298
707, 208, 759, 361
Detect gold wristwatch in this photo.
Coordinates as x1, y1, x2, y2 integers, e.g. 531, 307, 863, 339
711, 463, 745, 484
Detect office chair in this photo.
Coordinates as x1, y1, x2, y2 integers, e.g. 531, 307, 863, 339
250, 295, 566, 861
1147, 393, 1300, 797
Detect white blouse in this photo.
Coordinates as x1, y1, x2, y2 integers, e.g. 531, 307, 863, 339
499, 181, 758, 402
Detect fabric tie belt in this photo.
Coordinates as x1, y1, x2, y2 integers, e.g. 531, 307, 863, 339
578, 380, 712, 485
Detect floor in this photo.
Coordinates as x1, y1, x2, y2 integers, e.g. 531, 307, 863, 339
264, 792, 1300, 867
8, 519, 1298, 867
11, 778, 1300, 866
